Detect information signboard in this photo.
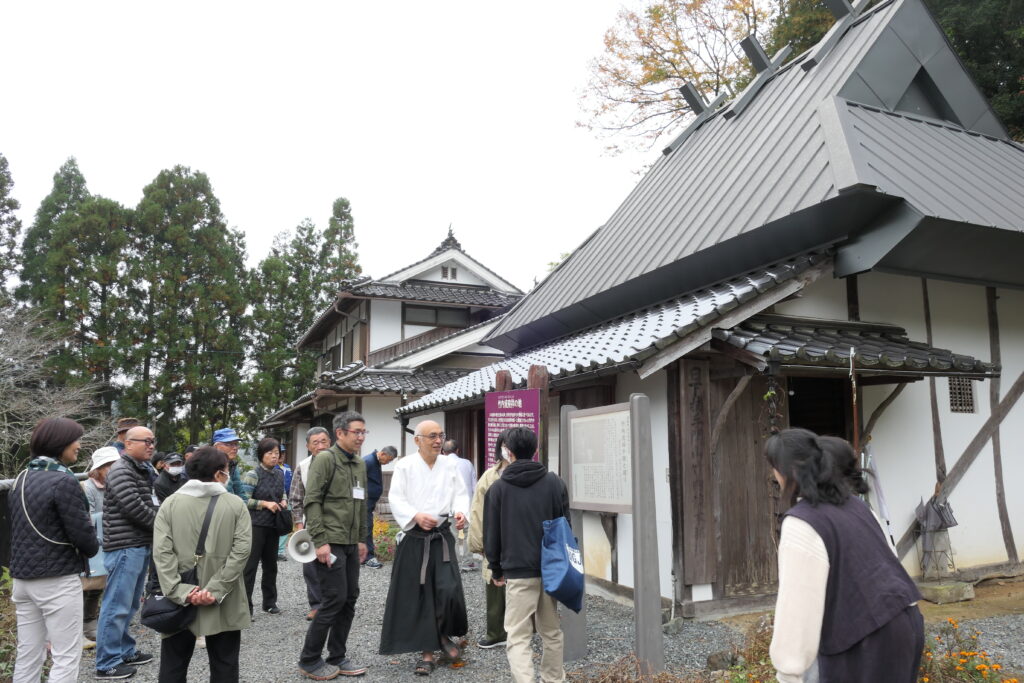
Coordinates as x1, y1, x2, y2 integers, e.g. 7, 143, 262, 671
566, 403, 632, 513
484, 389, 541, 468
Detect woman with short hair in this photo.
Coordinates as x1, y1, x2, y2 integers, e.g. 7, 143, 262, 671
152, 446, 251, 682
766, 428, 923, 682
241, 437, 287, 616
9, 417, 99, 683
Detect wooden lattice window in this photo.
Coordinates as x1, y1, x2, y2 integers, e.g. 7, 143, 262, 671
948, 376, 976, 414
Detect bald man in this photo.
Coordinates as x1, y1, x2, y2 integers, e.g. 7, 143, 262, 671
379, 420, 470, 673
95, 426, 158, 678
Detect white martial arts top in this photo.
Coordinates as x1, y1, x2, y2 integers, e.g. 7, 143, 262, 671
389, 452, 471, 532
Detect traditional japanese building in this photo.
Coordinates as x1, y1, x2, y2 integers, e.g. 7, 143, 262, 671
397, 0, 1024, 616
261, 229, 522, 469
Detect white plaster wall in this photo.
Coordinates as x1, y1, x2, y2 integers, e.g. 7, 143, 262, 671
360, 397, 404, 454
420, 263, 488, 287
996, 287, 1024, 563
614, 370, 674, 600
369, 300, 403, 351
773, 273, 847, 319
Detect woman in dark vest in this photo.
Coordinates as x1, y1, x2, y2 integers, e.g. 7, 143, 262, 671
766, 428, 923, 683
241, 437, 287, 616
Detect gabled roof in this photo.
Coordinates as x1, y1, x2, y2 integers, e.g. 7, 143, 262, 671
398, 254, 826, 415
352, 281, 520, 308
487, 0, 1021, 354
377, 229, 522, 293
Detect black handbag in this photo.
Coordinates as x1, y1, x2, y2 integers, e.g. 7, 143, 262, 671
273, 507, 293, 536
141, 495, 219, 634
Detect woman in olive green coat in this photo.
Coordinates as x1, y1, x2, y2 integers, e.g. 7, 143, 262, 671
153, 446, 252, 683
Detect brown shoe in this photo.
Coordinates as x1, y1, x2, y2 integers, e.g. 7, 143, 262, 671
306, 608, 318, 621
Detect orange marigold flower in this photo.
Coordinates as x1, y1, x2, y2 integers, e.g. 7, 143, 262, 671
956, 665, 965, 671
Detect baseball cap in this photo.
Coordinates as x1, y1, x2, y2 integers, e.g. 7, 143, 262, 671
89, 447, 120, 472
164, 452, 184, 465
212, 428, 240, 443
114, 417, 141, 434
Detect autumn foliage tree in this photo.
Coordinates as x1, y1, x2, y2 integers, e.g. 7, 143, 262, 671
578, 0, 774, 152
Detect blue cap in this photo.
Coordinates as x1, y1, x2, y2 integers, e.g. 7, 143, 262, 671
212, 428, 240, 443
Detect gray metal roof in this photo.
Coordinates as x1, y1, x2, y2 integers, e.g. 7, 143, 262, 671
398, 254, 823, 415
714, 315, 996, 375
487, 0, 1018, 354
841, 102, 1024, 227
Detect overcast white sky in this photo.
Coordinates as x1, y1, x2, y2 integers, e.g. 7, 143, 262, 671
1, 1, 656, 292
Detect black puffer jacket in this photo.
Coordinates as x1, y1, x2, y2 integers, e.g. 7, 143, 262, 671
103, 453, 157, 551
8, 470, 99, 579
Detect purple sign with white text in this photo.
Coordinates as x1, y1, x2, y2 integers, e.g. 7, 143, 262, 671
484, 389, 541, 468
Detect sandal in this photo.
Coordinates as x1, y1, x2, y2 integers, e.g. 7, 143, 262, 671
439, 635, 462, 661
414, 658, 435, 676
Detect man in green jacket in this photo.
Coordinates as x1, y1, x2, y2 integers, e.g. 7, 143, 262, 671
298, 411, 369, 680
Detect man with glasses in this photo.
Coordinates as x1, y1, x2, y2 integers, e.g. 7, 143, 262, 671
213, 428, 248, 503
95, 427, 159, 680
379, 420, 470, 676
298, 412, 370, 679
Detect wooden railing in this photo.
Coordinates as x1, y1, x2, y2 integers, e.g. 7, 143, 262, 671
367, 326, 460, 367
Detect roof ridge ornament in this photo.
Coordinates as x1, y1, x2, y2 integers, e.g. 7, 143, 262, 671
662, 83, 729, 156
431, 225, 463, 256
802, 0, 873, 71
723, 36, 792, 121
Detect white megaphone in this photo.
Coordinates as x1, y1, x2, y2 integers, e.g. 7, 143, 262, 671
286, 530, 317, 563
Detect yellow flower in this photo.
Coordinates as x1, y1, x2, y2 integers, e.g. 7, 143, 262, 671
956, 665, 965, 671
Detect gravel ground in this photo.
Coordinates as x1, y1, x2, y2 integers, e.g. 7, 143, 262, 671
78, 554, 742, 682
78, 557, 1024, 681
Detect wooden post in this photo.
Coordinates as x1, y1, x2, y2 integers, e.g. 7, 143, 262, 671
528, 364, 550, 466
630, 393, 665, 678
987, 287, 1018, 563
495, 369, 513, 392
559, 404, 587, 662
922, 279, 947, 482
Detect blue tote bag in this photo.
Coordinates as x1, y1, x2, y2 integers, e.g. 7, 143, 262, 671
541, 516, 584, 613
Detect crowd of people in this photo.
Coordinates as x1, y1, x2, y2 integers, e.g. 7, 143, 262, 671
6, 410, 923, 683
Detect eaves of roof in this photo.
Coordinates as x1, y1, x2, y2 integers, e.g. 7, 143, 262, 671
398, 253, 827, 415
319, 362, 473, 396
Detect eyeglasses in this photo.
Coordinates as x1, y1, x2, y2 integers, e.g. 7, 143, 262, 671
128, 438, 156, 447
215, 469, 229, 479
341, 429, 369, 437
416, 432, 446, 441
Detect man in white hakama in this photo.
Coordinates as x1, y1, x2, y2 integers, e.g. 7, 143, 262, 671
378, 420, 470, 676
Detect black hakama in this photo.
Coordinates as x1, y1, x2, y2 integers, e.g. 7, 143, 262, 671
379, 522, 468, 654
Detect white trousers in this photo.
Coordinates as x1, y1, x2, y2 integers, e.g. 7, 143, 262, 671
12, 574, 84, 683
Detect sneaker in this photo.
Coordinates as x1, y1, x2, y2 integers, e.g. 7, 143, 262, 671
263, 605, 281, 614
95, 664, 137, 680
362, 557, 383, 569
196, 635, 206, 649
306, 608, 318, 621
476, 637, 506, 649
278, 553, 287, 561
335, 658, 368, 676
122, 651, 153, 666
82, 638, 96, 650
298, 662, 340, 680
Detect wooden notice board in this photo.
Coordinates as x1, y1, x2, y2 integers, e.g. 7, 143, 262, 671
566, 402, 632, 513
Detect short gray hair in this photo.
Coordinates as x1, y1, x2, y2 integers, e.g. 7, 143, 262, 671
305, 427, 329, 444
380, 446, 398, 458
333, 411, 365, 434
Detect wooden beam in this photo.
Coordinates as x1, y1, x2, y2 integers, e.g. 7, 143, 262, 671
860, 381, 907, 444
528, 364, 551, 467
857, 376, 922, 386
846, 274, 860, 321
896, 368, 1024, 558
710, 338, 767, 372
710, 374, 754, 458
987, 287, 1018, 563
922, 278, 947, 483
680, 360, 716, 584
665, 363, 686, 605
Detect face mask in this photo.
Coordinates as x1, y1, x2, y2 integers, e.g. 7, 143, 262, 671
500, 446, 512, 462
167, 466, 184, 477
